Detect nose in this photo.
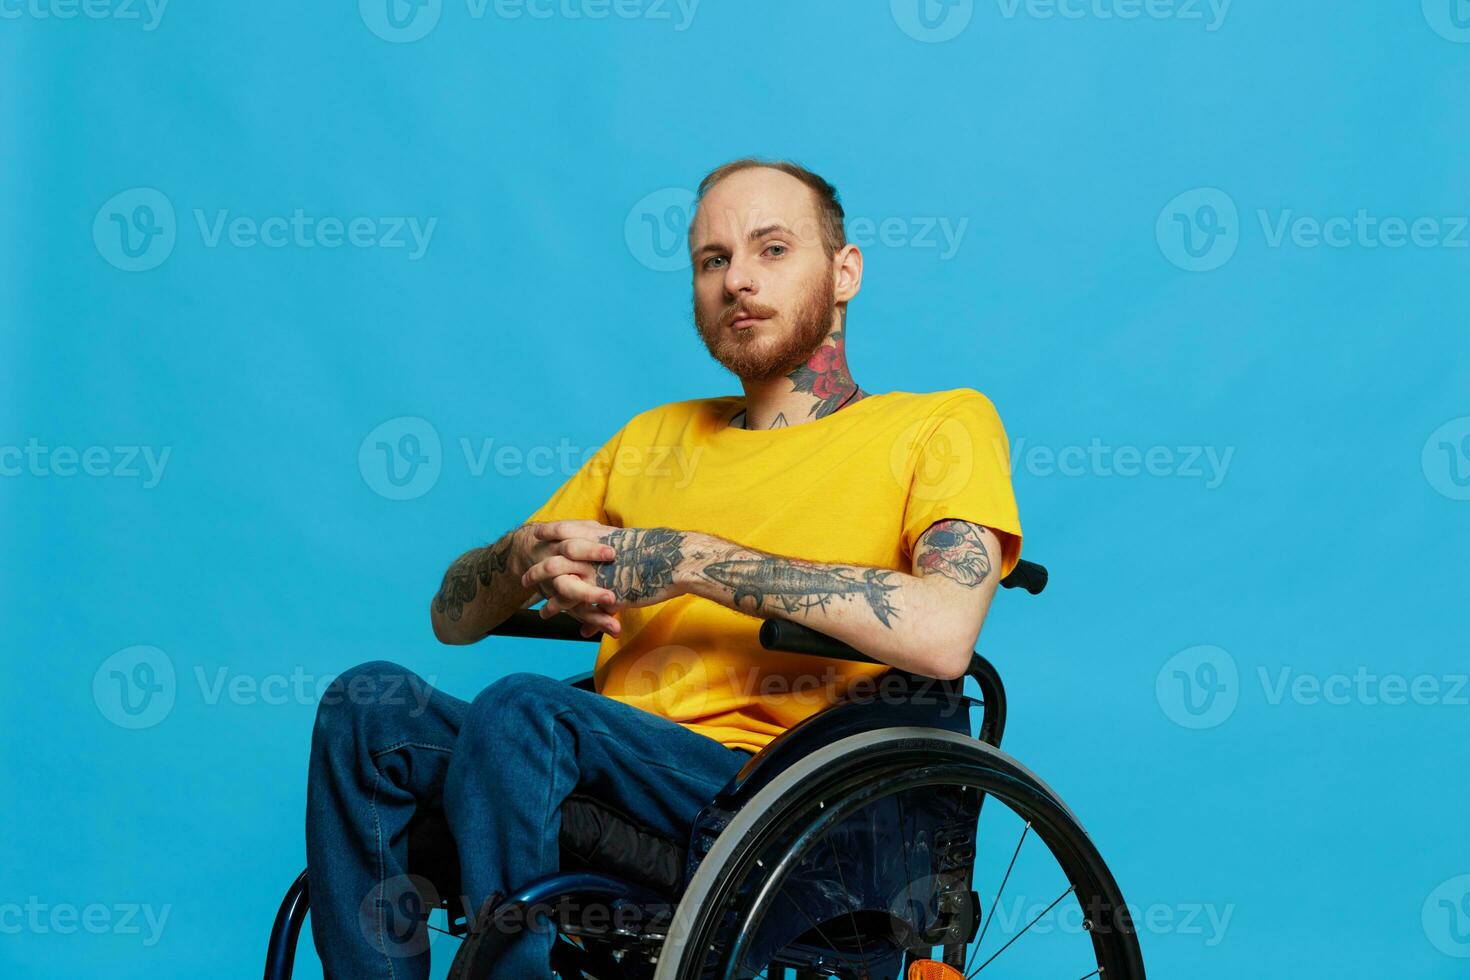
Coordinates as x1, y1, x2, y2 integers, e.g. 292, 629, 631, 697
722, 256, 758, 297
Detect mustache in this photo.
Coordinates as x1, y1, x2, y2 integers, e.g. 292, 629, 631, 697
722, 301, 777, 327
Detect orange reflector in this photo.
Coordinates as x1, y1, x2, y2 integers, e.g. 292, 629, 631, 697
908, 960, 964, 980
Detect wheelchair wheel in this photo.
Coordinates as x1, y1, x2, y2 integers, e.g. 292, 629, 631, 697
653, 728, 1145, 980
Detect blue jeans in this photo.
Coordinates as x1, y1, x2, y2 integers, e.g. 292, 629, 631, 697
305, 661, 753, 980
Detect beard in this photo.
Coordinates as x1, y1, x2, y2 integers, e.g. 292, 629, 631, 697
693, 264, 836, 384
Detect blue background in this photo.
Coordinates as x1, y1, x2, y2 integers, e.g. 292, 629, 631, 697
4, 1, 1468, 976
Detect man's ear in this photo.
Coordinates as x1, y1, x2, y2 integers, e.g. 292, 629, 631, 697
833, 243, 863, 305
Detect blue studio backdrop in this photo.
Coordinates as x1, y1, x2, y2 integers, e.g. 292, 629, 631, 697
4, 2, 1468, 977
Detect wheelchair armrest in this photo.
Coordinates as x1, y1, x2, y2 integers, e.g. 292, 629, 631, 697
489, 608, 600, 642
758, 621, 1007, 746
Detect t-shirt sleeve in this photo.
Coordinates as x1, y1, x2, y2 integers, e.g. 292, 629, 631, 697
900, 390, 1024, 578
523, 422, 628, 526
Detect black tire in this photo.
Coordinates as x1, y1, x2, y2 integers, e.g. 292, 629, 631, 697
653, 728, 1145, 980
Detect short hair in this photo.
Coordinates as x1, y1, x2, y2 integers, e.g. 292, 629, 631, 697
692, 157, 847, 259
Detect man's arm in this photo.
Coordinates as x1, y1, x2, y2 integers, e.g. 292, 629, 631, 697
431, 521, 624, 645
541, 520, 1002, 680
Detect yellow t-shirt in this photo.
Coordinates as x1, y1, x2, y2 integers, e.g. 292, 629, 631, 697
524, 388, 1023, 753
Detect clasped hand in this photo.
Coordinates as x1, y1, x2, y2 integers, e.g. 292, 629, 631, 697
519, 520, 688, 639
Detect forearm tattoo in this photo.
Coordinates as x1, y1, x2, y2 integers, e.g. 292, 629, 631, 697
433, 537, 513, 622
700, 557, 902, 627
597, 527, 687, 603
914, 520, 993, 588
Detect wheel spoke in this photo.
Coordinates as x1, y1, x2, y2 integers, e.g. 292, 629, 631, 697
820, 813, 871, 976
964, 820, 1029, 975
967, 883, 1075, 977
739, 886, 864, 980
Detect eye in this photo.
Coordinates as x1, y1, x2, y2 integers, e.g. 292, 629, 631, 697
764, 244, 788, 258
702, 255, 727, 271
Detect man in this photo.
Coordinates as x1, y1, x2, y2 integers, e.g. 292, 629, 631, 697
305, 158, 1023, 979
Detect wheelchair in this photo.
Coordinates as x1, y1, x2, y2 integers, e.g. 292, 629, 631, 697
264, 559, 1146, 979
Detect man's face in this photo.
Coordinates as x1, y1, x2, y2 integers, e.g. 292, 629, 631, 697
689, 168, 838, 383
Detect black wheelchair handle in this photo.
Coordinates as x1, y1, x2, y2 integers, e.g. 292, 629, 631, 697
1001, 558, 1048, 595
758, 619, 877, 664
490, 609, 597, 642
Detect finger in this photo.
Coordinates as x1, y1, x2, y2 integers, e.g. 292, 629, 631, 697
536, 519, 615, 542
564, 604, 621, 636
522, 556, 599, 588
560, 538, 618, 563
548, 572, 615, 608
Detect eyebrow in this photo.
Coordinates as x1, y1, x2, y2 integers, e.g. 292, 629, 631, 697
691, 222, 795, 259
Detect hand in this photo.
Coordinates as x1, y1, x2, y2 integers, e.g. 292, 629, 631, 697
518, 520, 625, 637
592, 527, 693, 611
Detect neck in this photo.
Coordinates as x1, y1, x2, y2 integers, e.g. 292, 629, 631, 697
732, 324, 866, 431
